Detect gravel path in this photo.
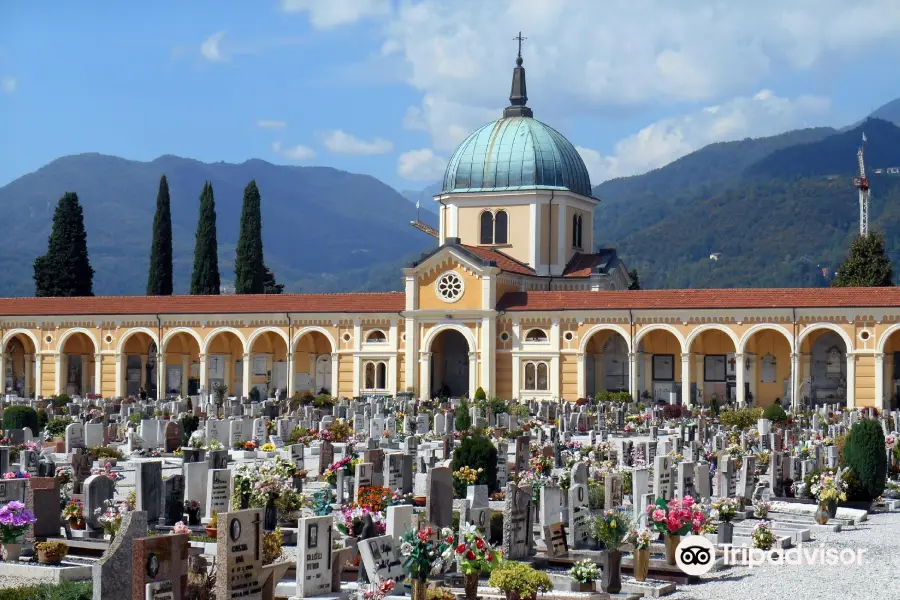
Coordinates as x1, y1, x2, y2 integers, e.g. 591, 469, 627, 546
667, 510, 900, 600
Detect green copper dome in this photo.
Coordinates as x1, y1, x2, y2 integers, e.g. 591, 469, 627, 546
442, 116, 593, 197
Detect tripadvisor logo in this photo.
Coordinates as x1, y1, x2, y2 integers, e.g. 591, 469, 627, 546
675, 535, 716, 576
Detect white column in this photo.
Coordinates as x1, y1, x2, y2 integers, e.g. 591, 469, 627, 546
468, 352, 478, 399
643, 354, 652, 397
199, 353, 208, 393
331, 353, 339, 397
790, 352, 801, 412
157, 356, 166, 399
550, 355, 561, 399
286, 352, 294, 396
511, 356, 521, 400
735, 353, 746, 407
181, 354, 189, 396
55, 354, 63, 394
694, 355, 704, 401
242, 353, 251, 398
94, 353, 102, 396
576, 352, 586, 399
846, 353, 856, 409
34, 354, 42, 398
875, 353, 885, 410
628, 351, 638, 400
0, 353, 5, 394
115, 353, 124, 397
420, 352, 432, 400
747, 353, 758, 405
681, 353, 691, 405
23, 355, 31, 398
405, 318, 416, 395
480, 317, 495, 397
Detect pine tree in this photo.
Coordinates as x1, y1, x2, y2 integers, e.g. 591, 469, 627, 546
628, 268, 641, 290
832, 232, 894, 287
34, 192, 94, 297
234, 180, 265, 294
262, 265, 284, 294
190, 181, 221, 295
147, 174, 173, 295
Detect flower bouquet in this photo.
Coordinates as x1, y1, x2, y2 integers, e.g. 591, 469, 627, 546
400, 526, 455, 600
590, 508, 632, 593
95, 501, 126, 539
335, 505, 386, 537
647, 496, 703, 565
62, 499, 84, 529
751, 521, 775, 550
454, 522, 501, 600
710, 497, 739, 523
810, 467, 847, 518
568, 559, 599, 591
629, 529, 652, 581
753, 501, 771, 519
0, 501, 36, 560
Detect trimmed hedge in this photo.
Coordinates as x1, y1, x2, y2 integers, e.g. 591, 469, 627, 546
451, 434, 498, 495
843, 419, 886, 501
3, 406, 38, 433
762, 403, 788, 423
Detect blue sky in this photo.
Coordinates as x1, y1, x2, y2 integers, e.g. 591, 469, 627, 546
2, 1, 900, 192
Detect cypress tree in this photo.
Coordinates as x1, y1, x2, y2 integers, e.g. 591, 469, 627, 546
147, 174, 173, 295
190, 181, 221, 295
832, 231, 894, 287
628, 268, 641, 290
234, 180, 265, 294
34, 192, 94, 297
262, 265, 284, 294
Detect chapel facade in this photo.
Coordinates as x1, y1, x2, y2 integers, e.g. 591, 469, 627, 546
3, 53, 900, 411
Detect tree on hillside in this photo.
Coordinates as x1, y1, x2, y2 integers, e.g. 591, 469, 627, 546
147, 174, 173, 295
262, 265, 284, 294
234, 180, 265, 294
628, 268, 641, 290
832, 231, 894, 287
34, 192, 94, 297
190, 181, 221, 295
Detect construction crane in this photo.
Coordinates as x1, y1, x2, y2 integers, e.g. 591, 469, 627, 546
853, 132, 871, 237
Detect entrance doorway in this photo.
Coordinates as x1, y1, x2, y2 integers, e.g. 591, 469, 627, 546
430, 329, 469, 398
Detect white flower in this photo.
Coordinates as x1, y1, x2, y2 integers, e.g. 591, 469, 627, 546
459, 521, 477, 536
400, 542, 413, 556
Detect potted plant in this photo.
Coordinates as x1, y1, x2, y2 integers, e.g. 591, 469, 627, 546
205, 511, 218, 539
810, 467, 847, 519
35, 541, 68, 565
0, 501, 36, 561
710, 498, 739, 545
590, 508, 632, 593
630, 529, 652, 582
488, 561, 551, 600
568, 559, 599, 592
399, 526, 455, 600
456, 522, 502, 600
62, 499, 85, 530
751, 521, 775, 550
647, 496, 703, 565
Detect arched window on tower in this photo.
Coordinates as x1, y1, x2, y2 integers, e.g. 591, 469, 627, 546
573, 214, 583, 249
494, 210, 508, 244
480, 211, 494, 244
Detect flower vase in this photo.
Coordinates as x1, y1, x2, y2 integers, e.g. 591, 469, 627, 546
264, 498, 278, 531
69, 518, 85, 530
600, 549, 622, 594
633, 548, 650, 582
815, 501, 830, 525
464, 571, 479, 600
717, 522, 734, 546
2, 543, 21, 562
571, 580, 595, 592
827, 499, 838, 518
665, 534, 680, 565
411, 579, 427, 600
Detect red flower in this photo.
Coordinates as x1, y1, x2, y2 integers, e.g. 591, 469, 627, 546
445, 536, 454, 543
465, 550, 476, 560
475, 538, 486, 550
487, 552, 494, 562
456, 544, 466, 554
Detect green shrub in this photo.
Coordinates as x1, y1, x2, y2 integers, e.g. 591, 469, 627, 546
313, 394, 334, 409
128, 413, 142, 427
249, 387, 261, 403
843, 419, 886, 501
45, 417, 73, 438
588, 480, 605, 510
451, 435, 498, 494
719, 408, 763, 430
50, 394, 71, 409
455, 398, 472, 432
710, 395, 720, 416
3, 406, 38, 433
489, 561, 552, 597
509, 404, 530, 418
594, 391, 632, 403
89, 446, 124, 461
474, 387, 487, 401
36, 409, 48, 433
762, 403, 788, 423
0, 580, 92, 600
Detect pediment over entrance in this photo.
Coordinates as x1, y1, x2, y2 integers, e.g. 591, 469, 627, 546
403, 242, 501, 312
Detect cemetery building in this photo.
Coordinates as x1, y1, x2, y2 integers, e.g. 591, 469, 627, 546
3, 52, 900, 411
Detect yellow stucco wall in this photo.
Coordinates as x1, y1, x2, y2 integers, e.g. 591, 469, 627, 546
561, 353, 578, 400
417, 258, 484, 311
456, 205, 533, 266
496, 352, 513, 400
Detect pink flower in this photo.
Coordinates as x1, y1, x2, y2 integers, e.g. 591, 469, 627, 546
682, 496, 695, 508
173, 521, 190, 535
652, 509, 666, 522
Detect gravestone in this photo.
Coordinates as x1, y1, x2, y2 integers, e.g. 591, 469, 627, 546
71, 450, 92, 494
425, 465, 453, 528
354, 462, 374, 502
20, 449, 39, 477
543, 522, 568, 558
215, 509, 266, 600
136, 460, 163, 523
207, 449, 229, 470
184, 461, 209, 517
385, 505, 414, 543
676, 462, 696, 499
358, 534, 405, 584
26, 477, 60, 538
83, 474, 116, 530
653, 455, 674, 501
160, 474, 185, 526
131, 533, 189, 600
319, 441, 334, 475
605, 473, 624, 508
65, 422, 85, 453
568, 480, 590, 549
495, 440, 509, 488
502, 483, 534, 559
84, 423, 105, 448
163, 421, 182, 453
206, 469, 232, 518
463, 485, 491, 533
296, 515, 334, 597
91, 510, 149, 600
513, 436, 530, 474
693, 463, 711, 500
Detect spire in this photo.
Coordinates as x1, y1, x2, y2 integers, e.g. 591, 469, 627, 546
504, 31, 533, 118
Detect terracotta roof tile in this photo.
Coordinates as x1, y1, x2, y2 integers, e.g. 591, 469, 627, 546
0, 292, 405, 317
497, 288, 900, 311
461, 245, 536, 276
562, 252, 614, 277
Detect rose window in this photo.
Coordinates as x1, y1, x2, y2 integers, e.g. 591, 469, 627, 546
435, 272, 464, 303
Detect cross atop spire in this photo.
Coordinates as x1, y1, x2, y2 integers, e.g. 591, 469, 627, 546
504, 31, 532, 118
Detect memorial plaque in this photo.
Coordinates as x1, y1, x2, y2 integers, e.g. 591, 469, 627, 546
543, 522, 568, 558
131, 534, 189, 600
206, 469, 231, 517
358, 534, 405, 584
215, 509, 265, 600
296, 515, 333, 597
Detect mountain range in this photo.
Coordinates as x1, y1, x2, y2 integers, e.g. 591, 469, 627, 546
1, 99, 900, 296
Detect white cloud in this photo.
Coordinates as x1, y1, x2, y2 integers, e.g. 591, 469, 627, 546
257, 120, 287, 129
201, 32, 227, 62
321, 130, 393, 155
576, 90, 831, 183
377, 0, 900, 150
272, 141, 316, 161
280, 0, 391, 28
1, 77, 16, 93
397, 149, 447, 181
